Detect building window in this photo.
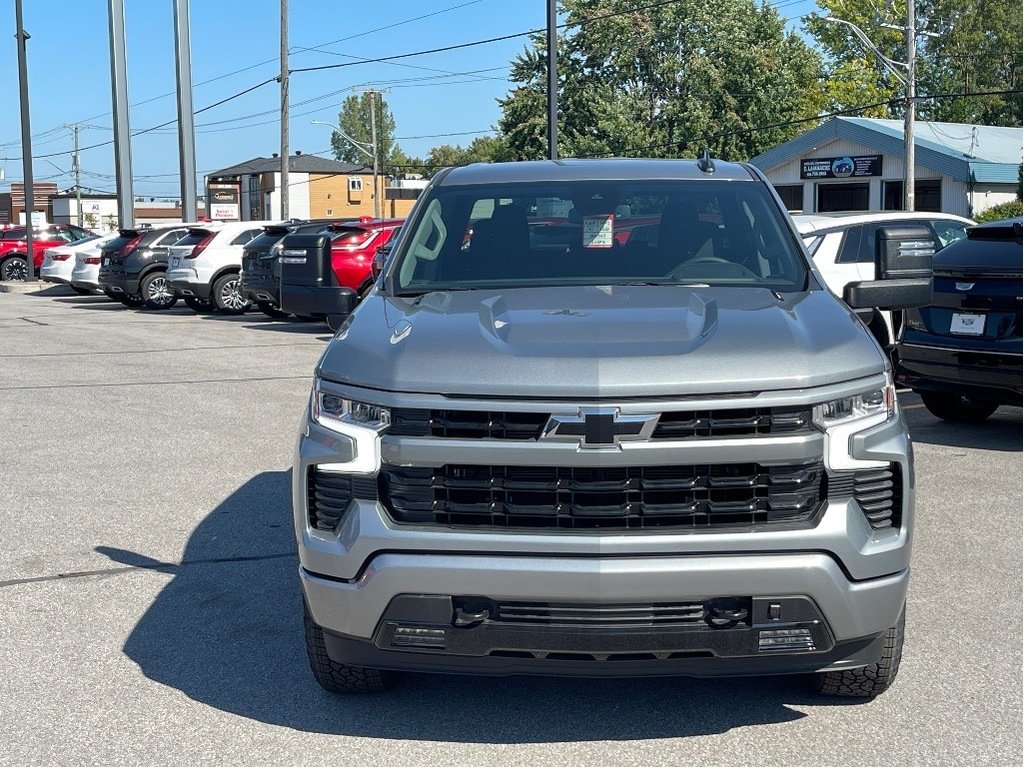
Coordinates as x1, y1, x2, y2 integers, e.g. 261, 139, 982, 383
326, 209, 333, 216
774, 185, 803, 212
817, 182, 869, 212
348, 177, 363, 192
884, 179, 942, 212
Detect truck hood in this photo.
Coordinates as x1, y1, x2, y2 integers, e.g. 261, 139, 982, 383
318, 285, 885, 398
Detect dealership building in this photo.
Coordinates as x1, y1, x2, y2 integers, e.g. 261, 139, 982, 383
750, 117, 1022, 217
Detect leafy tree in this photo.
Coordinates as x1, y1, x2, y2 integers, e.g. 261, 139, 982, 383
418, 135, 513, 177
497, 0, 827, 161
805, 0, 1022, 125
330, 93, 400, 173
918, 0, 1022, 125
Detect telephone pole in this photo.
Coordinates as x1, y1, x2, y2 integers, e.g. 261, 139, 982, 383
369, 90, 379, 220
279, 0, 289, 219
15, 0, 35, 278
823, 4, 922, 211
71, 124, 82, 226
902, 0, 916, 212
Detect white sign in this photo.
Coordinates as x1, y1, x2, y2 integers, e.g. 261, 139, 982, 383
582, 215, 614, 248
211, 203, 239, 221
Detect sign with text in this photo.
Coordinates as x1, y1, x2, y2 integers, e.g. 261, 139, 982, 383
800, 155, 882, 180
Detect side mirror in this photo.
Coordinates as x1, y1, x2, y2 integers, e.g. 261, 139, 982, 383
843, 225, 934, 310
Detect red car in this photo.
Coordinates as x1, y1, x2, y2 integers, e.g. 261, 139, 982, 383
279, 217, 403, 323
0, 224, 94, 281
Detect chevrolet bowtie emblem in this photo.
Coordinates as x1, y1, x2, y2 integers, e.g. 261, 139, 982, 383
542, 408, 658, 447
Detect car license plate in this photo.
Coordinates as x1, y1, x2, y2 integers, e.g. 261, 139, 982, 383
169, 257, 180, 268
950, 312, 985, 336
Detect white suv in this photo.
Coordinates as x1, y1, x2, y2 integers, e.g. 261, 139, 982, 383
793, 211, 973, 348
166, 220, 279, 313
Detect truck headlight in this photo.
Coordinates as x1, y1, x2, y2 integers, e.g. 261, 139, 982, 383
313, 386, 391, 433
815, 374, 896, 471
813, 377, 895, 429
310, 379, 389, 473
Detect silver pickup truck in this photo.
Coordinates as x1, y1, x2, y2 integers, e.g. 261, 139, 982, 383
292, 158, 932, 697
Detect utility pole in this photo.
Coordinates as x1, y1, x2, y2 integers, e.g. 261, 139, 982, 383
369, 90, 379, 220
107, 0, 134, 227
173, 0, 198, 224
546, 0, 558, 160
279, 0, 289, 220
903, 0, 916, 212
822, 8, 920, 211
71, 124, 82, 226
14, 0, 35, 279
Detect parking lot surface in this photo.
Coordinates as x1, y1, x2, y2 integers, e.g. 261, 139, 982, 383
0, 287, 1021, 766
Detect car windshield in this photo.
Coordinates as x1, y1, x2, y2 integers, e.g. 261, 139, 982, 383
392, 180, 807, 293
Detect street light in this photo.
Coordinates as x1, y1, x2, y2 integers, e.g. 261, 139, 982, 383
311, 119, 379, 219
821, 14, 916, 211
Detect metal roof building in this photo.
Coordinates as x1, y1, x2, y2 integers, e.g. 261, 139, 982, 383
750, 117, 1022, 218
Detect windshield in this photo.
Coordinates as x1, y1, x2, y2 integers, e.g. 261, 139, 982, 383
392, 180, 807, 293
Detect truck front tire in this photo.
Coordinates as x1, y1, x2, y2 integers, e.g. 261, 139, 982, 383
303, 603, 396, 694
816, 605, 904, 698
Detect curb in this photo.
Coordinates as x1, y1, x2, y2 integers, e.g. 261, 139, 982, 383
0, 281, 73, 295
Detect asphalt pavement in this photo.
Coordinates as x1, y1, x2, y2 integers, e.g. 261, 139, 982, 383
0, 286, 1021, 766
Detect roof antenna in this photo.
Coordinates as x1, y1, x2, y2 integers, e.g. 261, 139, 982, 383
697, 148, 715, 174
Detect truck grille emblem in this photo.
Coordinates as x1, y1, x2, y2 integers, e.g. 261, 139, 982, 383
542, 408, 658, 447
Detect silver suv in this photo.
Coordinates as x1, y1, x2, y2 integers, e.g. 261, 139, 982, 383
293, 158, 928, 697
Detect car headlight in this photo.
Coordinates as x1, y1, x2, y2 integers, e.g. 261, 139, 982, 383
813, 376, 895, 429
312, 382, 390, 433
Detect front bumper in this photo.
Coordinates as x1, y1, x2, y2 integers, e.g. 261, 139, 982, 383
303, 553, 907, 676
897, 341, 1022, 404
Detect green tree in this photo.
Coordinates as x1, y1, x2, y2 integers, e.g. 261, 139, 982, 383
418, 135, 513, 177
497, 0, 827, 161
918, 0, 1022, 125
806, 0, 1022, 125
330, 93, 400, 173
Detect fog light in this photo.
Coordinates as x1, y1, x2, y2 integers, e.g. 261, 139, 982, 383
391, 626, 446, 649
758, 628, 815, 653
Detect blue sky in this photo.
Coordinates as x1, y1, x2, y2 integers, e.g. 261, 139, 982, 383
0, 0, 817, 199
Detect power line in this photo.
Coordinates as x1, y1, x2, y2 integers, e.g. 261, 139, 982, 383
289, 0, 693, 75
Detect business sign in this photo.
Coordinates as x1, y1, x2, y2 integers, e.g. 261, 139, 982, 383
211, 203, 240, 221
208, 185, 240, 221
800, 154, 883, 180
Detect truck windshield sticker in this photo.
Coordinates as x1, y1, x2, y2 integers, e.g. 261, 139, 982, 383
583, 215, 614, 248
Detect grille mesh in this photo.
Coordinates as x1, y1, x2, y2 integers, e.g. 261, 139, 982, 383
380, 461, 826, 530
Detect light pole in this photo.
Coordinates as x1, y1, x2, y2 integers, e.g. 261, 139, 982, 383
311, 120, 379, 219
15, 0, 35, 277
822, 14, 917, 211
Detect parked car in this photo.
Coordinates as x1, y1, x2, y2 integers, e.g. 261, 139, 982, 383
70, 238, 118, 295
97, 225, 193, 309
167, 221, 276, 313
278, 217, 403, 325
897, 217, 1022, 421
40, 233, 109, 291
793, 211, 973, 349
0, 224, 94, 281
239, 219, 340, 319
293, 158, 933, 697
